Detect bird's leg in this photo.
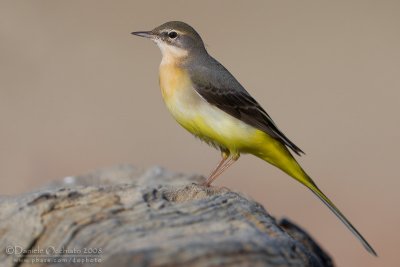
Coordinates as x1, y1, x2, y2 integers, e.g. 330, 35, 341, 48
208, 155, 239, 185
204, 157, 236, 186
203, 153, 239, 187
202, 151, 229, 186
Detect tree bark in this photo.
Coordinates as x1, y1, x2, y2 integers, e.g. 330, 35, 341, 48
0, 165, 333, 267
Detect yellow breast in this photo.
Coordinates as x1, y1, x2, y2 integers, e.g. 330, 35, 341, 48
159, 62, 201, 130
159, 64, 191, 101
158, 62, 263, 154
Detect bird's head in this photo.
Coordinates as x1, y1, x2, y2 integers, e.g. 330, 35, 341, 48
132, 21, 207, 63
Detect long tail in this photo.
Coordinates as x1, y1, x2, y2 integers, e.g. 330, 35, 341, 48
300, 173, 377, 256
259, 142, 377, 256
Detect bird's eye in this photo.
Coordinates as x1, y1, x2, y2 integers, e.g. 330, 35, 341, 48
168, 31, 178, 39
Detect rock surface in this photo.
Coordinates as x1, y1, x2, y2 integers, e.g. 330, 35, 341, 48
0, 165, 334, 267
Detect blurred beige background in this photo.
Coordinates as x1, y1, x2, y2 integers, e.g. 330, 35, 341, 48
1, 1, 399, 266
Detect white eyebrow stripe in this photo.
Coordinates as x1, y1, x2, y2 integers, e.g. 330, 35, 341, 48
164, 29, 185, 35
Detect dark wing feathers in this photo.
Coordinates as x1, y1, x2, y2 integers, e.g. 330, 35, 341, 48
189, 56, 304, 156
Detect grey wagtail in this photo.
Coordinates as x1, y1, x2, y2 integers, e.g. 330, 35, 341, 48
131, 21, 376, 256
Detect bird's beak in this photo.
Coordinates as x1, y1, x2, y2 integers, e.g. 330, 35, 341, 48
131, 31, 154, 39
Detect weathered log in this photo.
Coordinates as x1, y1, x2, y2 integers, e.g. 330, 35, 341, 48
0, 165, 333, 267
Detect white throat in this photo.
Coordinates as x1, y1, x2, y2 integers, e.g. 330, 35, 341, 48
155, 40, 188, 65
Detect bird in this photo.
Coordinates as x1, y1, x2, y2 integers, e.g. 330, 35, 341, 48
131, 21, 376, 256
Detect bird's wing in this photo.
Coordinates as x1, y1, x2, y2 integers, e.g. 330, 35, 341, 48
189, 57, 304, 156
